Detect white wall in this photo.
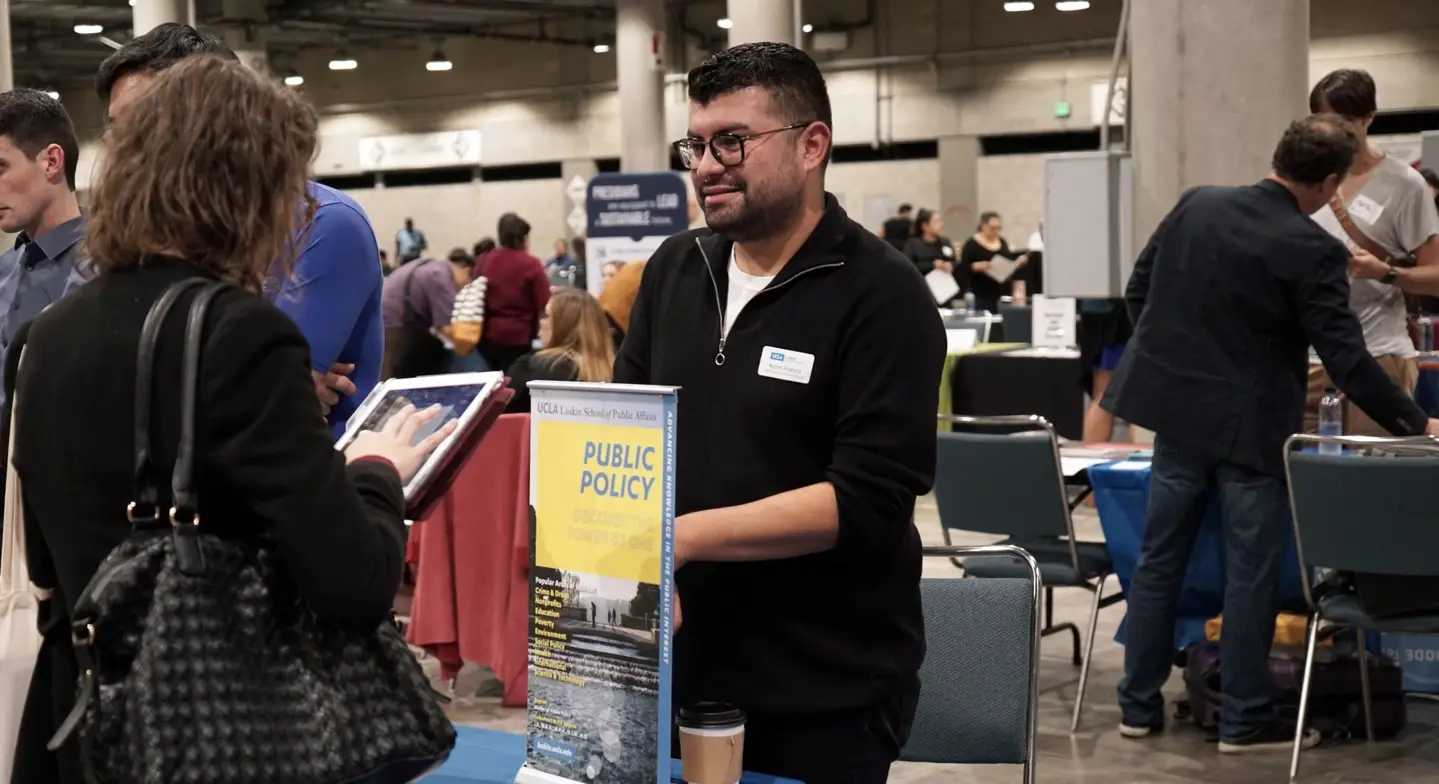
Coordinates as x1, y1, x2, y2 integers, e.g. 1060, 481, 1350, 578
54, 0, 1439, 251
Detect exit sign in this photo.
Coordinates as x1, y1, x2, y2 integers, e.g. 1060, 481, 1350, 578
1054, 101, 1072, 119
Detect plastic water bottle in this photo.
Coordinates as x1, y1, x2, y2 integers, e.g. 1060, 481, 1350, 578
963, 291, 976, 316
1318, 385, 1343, 455
1419, 315, 1434, 353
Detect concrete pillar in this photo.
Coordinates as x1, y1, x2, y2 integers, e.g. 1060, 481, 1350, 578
0, 0, 12, 93
222, 0, 268, 73
133, 0, 190, 36
727, 0, 796, 48
1129, 0, 1309, 246
616, 0, 667, 172
938, 135, 980, 239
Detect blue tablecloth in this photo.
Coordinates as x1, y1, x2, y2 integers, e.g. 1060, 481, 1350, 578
1089, 460, 1307, 650
1416, 367, 1439, 417
425, 726, 800, 784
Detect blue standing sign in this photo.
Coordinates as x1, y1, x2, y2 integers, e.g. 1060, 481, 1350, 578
585, 172, 689, 295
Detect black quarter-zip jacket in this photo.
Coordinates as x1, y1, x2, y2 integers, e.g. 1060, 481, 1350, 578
615, 194, 946, 715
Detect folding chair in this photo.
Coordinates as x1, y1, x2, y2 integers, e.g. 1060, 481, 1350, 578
902, 545, 1041, 784
934, 414, 1122, 732
1284, 434, 1439, 782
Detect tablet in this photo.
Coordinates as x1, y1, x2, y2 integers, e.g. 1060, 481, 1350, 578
335, 372, 507, 501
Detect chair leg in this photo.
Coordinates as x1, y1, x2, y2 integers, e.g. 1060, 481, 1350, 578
1070, 575, 1106, 733
1290, 613, 1322, 783
1356, 629, 1375, 744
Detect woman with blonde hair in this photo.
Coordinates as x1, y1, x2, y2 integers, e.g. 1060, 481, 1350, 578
597, 260, 645, 350
8, 56, 452, 781
506, 289, 615, 412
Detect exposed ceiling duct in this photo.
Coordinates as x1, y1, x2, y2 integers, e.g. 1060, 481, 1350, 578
7, 0, 634, 88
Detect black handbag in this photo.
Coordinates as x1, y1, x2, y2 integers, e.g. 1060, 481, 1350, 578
47, 279, 456, 783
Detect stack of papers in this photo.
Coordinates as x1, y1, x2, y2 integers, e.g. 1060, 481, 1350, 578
925, 269, 959, 305
983, 256, 1021, 284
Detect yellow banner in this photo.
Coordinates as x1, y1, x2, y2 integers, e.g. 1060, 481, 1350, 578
533, 419, 664, 583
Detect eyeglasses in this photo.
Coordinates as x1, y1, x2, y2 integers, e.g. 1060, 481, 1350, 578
672, 122, 813, 169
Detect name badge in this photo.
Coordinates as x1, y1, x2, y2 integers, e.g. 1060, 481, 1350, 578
1348, 194, 1385, 224
757, 346, 814, 385
942, 245, 954, 258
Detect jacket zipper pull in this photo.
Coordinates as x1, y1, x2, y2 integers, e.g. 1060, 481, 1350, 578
715, 337, 726, 366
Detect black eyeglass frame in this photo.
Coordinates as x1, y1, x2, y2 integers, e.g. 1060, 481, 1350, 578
671, 122, 815, 169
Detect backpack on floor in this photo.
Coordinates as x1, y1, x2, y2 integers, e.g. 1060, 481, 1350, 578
1182, 641, 1407, 741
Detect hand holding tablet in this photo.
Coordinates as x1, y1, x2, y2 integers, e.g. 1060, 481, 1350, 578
334, 371, 511, 517
344, 403, 458, 482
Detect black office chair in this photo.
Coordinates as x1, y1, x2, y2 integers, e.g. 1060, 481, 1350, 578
933, 414, 1122, 732
1284, 434, 1439, 781
903, 545, 1041, 783
1000, 303, 1033, 344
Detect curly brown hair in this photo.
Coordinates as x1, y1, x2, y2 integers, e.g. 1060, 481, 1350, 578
87, 55, 318, 291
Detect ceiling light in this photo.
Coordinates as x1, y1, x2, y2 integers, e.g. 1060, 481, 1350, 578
426, 51, 452, 71
716, 18, 733, 29
1055, 0, 1090, 10
593, 43, 610, 53
74, 24, 103, 35
284, 74, 304, 87
328, 54, 357, 71
128, 0, 134, 5
1005, 1, 1036, 10
802, 23, 813, 33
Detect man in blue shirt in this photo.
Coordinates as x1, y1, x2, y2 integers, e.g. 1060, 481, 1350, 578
0, 90, 87, 406
97, 24, 384, 437
396, 218, 427, 265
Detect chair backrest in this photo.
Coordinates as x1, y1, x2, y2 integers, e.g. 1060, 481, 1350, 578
934, 422, 1072, 540
902, 544, 1040, 780
1000, 304, 1033, 343
1286, 436, 1439, 582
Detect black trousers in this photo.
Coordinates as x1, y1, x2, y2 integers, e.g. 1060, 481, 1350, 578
676, 689, 915, 784
477, 340, 532, 376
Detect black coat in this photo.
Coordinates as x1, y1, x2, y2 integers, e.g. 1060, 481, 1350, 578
1104, 180, 1428, 476
6, 258, 407, 782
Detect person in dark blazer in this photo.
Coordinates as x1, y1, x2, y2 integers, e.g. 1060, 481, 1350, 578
5, 57, 454, 783
1103, 114, 1439, 754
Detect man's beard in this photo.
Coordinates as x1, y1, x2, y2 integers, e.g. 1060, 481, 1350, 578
702, 179, 803, 243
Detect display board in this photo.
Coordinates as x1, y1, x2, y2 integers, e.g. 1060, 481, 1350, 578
584, 172, 688, 296
516, 381, 679, 784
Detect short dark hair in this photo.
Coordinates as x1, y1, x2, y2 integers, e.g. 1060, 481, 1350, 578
1421, 168, 1439, 192
913, 208, 935, 233
978, 211, 1001, 228
1272, 114, 1360, 188
96, 23, 236, 102
898, 203, 912, 214
473, 237, 496, 257
497, 213, 531, 250
1309, 69, 1377, 118
688, 42, 833, 160
447, 247, 475, 269
0, 90, 80, 191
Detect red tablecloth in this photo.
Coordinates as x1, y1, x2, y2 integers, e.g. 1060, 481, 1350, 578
406, 413, 530, 707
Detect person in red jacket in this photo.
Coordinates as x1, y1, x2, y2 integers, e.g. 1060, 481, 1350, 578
476, 213, 550, 373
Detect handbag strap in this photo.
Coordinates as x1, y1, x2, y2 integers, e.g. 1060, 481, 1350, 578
131, 278, 207, 523
171, 282, 227, 522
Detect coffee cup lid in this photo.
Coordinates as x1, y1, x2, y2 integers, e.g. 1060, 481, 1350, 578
677, 702, 745, 729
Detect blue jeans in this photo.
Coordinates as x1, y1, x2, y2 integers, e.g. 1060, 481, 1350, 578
1116, 440, 1288, 740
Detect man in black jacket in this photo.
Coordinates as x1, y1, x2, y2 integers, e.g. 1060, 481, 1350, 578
1104, 114, 1439, 753
614, 42, 944, 783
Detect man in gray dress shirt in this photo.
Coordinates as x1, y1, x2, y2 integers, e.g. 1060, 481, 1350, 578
0, 89, 86, 393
